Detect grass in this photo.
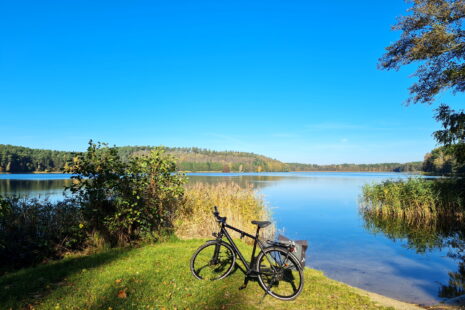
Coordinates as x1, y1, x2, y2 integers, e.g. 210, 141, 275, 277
0, 239, 392, 310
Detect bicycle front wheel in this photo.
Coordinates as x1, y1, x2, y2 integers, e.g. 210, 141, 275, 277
190, 240, 236, 280
256, 246, 304, 300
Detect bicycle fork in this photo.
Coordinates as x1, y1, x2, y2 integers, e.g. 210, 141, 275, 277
210, 231, 223, 265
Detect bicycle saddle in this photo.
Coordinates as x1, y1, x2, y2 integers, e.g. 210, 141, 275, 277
251, 220, 271, 228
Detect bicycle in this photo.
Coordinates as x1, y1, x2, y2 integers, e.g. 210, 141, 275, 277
190, 206, 304, 301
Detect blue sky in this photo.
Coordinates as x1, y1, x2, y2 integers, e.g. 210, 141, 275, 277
1, 1, 462, 164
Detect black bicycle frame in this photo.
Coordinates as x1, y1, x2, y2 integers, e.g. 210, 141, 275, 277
215, 221, 269, 272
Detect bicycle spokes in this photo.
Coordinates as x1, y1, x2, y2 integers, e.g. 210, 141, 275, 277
191, 242, 235, 280
258, 249, 303, 299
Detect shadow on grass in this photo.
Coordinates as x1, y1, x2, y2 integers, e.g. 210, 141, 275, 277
84, 256, 269, 310
0, 248, 132, 309
0, 241, 277, 310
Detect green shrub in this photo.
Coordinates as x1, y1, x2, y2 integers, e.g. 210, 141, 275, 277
0, 196, 86, 270
67, 141, 185, 246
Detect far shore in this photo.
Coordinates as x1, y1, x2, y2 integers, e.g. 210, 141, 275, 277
0, 170, 422, 174
0, 171, 69, 174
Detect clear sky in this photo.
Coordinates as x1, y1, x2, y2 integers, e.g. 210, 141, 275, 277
1, 1, 463, 164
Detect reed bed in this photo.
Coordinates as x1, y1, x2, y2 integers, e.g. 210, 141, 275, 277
174, 182, 275, 241
361, 178, 465, 255
361, 178, 465, 219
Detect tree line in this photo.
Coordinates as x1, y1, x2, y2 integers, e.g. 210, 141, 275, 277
0, 143, 444, 174
0, 144, 289, 173
286, 162, 423, 172
0, 145, 76, 173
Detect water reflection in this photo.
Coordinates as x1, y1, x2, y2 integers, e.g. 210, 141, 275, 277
0, 179, 71, 199
186, 173, 288, 190
362, 211, 465, 299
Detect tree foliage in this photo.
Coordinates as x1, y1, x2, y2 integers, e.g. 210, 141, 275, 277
66, 141, 185, 246
422, 146, 461, 174
434, 105, 465, 170
379, 0, 465, 104
0, 145, 75, 173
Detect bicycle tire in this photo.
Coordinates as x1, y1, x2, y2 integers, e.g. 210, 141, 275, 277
190, 240, 236, 281
256, 246, 304, 300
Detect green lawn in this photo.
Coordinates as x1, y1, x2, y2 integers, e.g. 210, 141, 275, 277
0, 239, 392, 310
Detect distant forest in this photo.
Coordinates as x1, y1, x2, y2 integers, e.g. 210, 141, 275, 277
0, 144, 287, 173
286, 162, 423, 172
0, 144, 434, 174
0, 145, 76, 173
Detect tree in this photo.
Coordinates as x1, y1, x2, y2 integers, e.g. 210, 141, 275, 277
379, 0, 465, 171
379, 0, 465, 105
434, 105, 465, 172
222, 164, 231, 173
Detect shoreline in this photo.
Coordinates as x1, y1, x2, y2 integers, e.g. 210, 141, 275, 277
0, 171, 68, 174
347, 284, 423, 310
0, 170, 420, 174
348, 283, 465, 309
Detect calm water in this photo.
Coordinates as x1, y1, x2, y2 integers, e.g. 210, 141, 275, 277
0, 172, 458, 305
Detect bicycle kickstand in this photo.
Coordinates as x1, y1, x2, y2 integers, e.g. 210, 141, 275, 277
239, 276, 249, 290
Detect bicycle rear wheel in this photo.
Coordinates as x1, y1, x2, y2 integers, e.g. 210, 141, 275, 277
190, 240, 236, 280
256, 246, 304, 300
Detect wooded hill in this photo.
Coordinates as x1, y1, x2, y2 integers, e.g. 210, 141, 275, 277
0, 144, 422, 173
117, 146, 288, 172
0, 144, 287, 173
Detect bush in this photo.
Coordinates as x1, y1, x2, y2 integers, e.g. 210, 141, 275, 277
0, 196, 86, 270
67, 141, 185, 246
174, 182, 274, 241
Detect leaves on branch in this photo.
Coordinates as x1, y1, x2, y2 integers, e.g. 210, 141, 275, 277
379, 0, 465, 104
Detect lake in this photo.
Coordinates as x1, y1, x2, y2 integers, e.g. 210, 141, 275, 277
0, 172, 458, 305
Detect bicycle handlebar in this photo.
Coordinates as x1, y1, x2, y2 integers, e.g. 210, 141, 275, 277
212, 206, 226, 223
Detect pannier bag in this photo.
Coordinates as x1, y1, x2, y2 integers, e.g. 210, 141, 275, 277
278, 234, 308, 267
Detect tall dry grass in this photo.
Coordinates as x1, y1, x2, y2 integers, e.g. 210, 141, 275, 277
174, 182, 275, 241
361, 178, 465, 219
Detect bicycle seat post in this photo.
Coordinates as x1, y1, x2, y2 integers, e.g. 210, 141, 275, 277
249, 225, 261, 272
